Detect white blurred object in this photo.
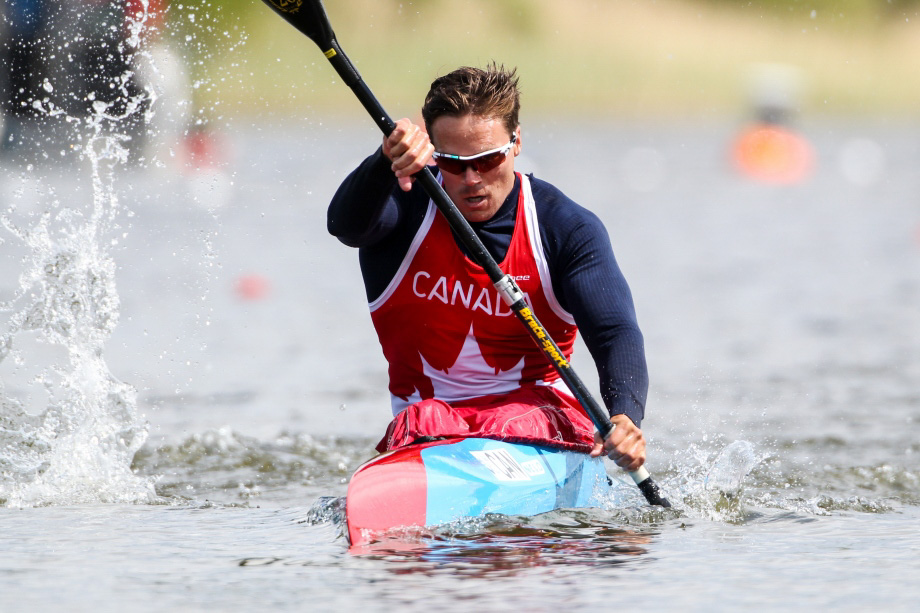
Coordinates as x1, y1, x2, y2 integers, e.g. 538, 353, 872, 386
838, 138, 886, 187
746, 63, 806, 125
133, 42, 193, 164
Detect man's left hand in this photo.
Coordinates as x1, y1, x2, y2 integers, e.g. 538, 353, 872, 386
589, 414, 646, 472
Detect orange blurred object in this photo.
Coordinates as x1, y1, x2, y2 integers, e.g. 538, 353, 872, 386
732, 123, 815, 185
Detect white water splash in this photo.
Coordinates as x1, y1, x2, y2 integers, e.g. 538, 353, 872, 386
656, 438, 763, 522
0, 5, 160, 508
704, 440, 759, 495
0, 135, 155, 506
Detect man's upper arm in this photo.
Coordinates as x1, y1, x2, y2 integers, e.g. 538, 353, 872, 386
327, 148, 402, 247
546, 200, 648, 425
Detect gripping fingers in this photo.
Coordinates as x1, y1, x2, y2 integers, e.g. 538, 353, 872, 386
595, 416, 647, 472
384, 119, 432, 190
393, 138, 434, 178
611, 432, 646, 472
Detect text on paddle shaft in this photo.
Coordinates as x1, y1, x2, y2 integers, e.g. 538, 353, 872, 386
412, 271, 531, 316
519, 306, 569, 369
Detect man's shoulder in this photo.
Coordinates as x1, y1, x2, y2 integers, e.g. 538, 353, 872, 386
527, 174, 604, 231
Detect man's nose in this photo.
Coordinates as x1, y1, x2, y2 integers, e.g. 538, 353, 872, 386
462, 165, 481, 183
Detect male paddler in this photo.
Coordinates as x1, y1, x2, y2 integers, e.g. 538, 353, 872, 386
327, 64, 649, 472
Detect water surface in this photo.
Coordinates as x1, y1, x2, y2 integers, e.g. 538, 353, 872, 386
1, 117, 919, 611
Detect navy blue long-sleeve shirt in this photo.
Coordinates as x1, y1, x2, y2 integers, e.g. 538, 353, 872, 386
328, 149, 648, 426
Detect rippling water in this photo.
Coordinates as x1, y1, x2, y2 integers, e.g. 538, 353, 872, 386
2, 116, 919, 611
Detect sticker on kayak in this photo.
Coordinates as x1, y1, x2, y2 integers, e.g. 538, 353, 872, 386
470, 449, 543, 481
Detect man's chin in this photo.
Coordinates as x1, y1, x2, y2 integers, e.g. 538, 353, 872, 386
461, 210, 493, 223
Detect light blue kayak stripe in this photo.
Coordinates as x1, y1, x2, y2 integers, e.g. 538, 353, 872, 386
421, 438, 609, 526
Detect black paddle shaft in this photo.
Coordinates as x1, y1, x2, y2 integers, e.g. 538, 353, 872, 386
260, 0, 670, 508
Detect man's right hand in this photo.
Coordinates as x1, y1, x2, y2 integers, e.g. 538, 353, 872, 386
589, 414, 647, 473
382, 118, 434, 192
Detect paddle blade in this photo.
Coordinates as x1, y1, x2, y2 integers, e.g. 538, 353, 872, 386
261, 0, 336, 51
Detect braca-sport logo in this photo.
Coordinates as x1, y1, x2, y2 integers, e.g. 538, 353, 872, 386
267, 0, 302, 13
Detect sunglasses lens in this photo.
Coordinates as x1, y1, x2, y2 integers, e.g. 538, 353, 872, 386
434, 151, 507, 175
434, 158, 466, 174
473, 151, 506, 173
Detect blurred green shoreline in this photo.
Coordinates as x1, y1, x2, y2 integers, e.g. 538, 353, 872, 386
185, 0, 920, 119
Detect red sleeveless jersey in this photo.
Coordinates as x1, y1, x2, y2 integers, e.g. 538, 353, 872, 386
370, 173, 578, 415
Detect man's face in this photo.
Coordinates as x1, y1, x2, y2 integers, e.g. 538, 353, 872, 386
429, 114, 522, 223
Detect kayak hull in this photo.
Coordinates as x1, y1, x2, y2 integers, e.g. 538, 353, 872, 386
345, 438, 610, 545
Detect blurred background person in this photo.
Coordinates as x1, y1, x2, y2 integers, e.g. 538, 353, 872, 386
1, 0, 48, 151
1, 0, 187, 163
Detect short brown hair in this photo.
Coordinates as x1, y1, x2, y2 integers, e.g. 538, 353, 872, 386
421, 63, 520, 137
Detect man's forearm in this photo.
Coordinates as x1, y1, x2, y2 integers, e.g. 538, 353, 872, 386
596, 331, 648, 427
